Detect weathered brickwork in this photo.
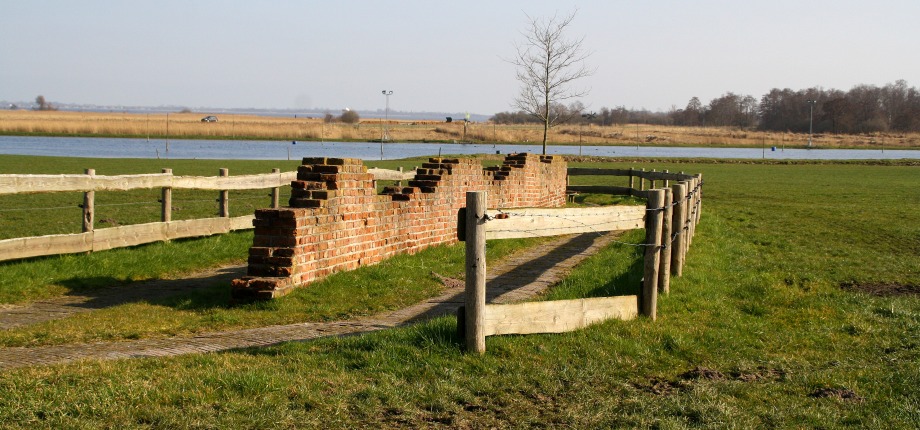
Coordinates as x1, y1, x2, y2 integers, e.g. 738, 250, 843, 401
231, 153, 567, 300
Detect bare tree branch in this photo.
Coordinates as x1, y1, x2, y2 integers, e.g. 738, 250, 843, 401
506, 10, 594, 153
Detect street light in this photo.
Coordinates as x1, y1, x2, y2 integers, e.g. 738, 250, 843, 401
381, 90, 393, 141
806, 99, 816, 148
580, 112, 596, 156
381, 90, 393, 160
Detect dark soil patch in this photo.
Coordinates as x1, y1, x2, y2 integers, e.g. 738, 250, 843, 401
633, 377, 687, 396
679, 366, 725, 381
635, 365, 787, 396
432, 272, 464, 290
840, 281, 920, 296
730, 366, 787, 382
809, 387, 864, 402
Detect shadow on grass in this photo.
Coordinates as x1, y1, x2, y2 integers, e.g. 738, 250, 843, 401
401, 233, 611, 324
57, 266, 243, 311
585, 255, 644, 298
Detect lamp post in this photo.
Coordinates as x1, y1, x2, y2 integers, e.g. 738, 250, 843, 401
381, 90, 393, 141
580, 112, 595, 156
806, 99, 816, 148
381, 90, 393, 160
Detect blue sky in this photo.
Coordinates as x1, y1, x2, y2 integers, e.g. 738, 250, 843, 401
2, 0, 918, 115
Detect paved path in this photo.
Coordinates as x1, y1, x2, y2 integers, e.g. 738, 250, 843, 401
0, 232, 618, 370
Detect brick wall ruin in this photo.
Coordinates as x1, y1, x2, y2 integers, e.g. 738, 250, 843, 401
231, 153, 567, 300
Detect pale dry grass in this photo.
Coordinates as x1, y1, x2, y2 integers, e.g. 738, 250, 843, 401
2, 110, 919, 148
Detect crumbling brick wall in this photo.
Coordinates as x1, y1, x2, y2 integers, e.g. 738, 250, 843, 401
231, 153, 567, 300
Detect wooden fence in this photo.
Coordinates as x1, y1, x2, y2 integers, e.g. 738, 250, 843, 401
0, 167, 416, 262
458, 167, 702, 353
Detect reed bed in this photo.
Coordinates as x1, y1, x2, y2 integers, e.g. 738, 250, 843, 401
2, 110, 918, 148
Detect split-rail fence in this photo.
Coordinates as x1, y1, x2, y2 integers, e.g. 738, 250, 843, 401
0, 167, 414, 262
458, 167, 702, 353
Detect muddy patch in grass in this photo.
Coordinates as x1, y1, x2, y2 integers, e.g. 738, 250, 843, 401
809, 387, 864, 402
840, 281, 920, 296
635, 366, 786, 395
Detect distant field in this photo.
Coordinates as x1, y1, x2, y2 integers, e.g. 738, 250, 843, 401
2, 110, 919, 149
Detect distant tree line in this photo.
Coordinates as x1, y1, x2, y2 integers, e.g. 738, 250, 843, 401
491, 80, 920, 134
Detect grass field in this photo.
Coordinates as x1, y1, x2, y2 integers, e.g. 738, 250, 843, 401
4, 109, 920, 149
0, 155, 918, 428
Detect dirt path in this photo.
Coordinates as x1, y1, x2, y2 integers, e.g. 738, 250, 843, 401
0, 232, 619, 370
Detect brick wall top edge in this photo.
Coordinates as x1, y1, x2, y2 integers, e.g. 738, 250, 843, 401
301, 157, 362, 166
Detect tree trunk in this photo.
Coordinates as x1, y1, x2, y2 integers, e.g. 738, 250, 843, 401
542, 120, 548, 154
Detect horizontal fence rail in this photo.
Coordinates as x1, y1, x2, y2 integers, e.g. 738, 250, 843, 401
0, 167, 412, 262
0, 216, 255, 261
481, 206, 645, 240
0, 171, 298, 194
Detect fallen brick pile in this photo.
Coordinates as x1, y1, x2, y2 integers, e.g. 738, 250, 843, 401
231, 153, 567, 300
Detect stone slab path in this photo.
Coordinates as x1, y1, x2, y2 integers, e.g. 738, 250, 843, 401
0, 232, 619, 371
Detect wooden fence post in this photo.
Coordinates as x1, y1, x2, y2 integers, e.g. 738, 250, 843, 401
658, 187, 673, 294
219, 168, 229, 217
650, 169, 656, 189
640, 168, 646, 191
670, 183, 687, 277
271, 168, 281, 209
465, 191, 487, 353
663, 169, 670, 188
688, 177, 698, 245
82, 169, 95, 233
161, 168, 172, 222
695, 173, 703, 226
628, 168, 634, 192
642, 189, 665, 320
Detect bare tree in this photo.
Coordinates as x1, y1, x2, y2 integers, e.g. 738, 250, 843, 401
510, 10, 593, 154
35, 95, 51, 111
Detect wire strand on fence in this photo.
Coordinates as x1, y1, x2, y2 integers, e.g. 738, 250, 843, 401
485, 199, 697, 251
0, 205, 81, 212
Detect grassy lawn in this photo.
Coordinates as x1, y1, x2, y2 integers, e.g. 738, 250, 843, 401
0, 156, 918, 427
0, 155, 538, 346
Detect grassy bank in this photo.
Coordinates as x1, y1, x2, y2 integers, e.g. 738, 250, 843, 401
4, 110, 920, 149
0, 157, 918, 427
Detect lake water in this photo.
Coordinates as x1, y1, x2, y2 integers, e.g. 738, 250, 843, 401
0, 135, 917, 161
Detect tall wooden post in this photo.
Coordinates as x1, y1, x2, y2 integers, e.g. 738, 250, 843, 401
271, 168, 281, 209
628, 168, 634, 191
670, 183, 687, 276
695, 173, 703, 225
82, 169, 95, 233
658, 188, 673, 294
642, 189, 665, 320
161, 168, 172, 222
688, 178, 698, 245
465, 191, 487, 353
219, 168, 229, 217
640, 168, 646, 191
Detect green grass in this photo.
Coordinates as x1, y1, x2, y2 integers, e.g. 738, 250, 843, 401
0, 235, 546, 347
0, 155, 547, 345
1, 156, 919, 427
